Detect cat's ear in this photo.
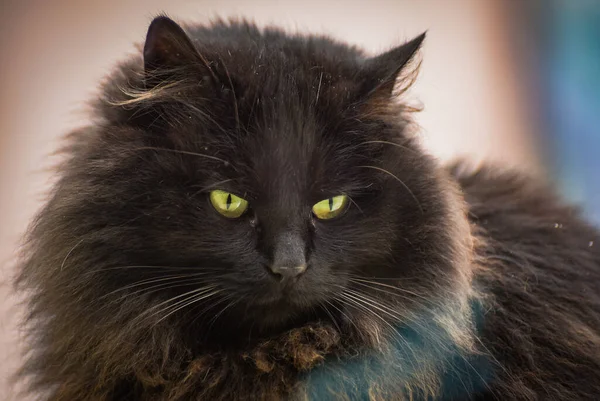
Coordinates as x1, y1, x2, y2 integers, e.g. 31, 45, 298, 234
361, 33, 426, 99
143, 16, 216, 87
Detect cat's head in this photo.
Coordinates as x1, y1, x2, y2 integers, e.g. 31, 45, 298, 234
25, 17, 472, 344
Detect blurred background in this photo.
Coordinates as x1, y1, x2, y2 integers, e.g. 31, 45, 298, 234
0, 0, 598, 398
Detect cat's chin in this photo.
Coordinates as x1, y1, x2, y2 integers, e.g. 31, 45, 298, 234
231, 295, 310, 330
226, 273, 335, 326
226, 289, 335, 336
189, 298, 333, 348
251, 299, 316, 327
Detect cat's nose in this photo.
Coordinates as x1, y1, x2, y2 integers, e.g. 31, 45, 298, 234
270, 232, 307, 282
270, 264, 307, 281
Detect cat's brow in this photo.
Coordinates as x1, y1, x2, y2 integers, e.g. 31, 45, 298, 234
189, 179, 236, 197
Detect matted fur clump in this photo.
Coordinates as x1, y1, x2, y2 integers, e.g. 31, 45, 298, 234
15, 16, 600, 400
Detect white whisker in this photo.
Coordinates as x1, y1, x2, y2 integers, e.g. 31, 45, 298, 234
134, 285, 217, 324
357, 165, 423, 213
101, 273, 216, 300
343, 288, 406, 322
154, 289, 222, 325
339, 292, 418, 360
207, 295, 240, 330
348, 277, 431, 302
319, 301, 342, 333
324, 299, 360, 334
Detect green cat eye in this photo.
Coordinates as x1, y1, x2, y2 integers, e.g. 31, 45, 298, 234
209, 190, 249, 218
312, 195, 349, 220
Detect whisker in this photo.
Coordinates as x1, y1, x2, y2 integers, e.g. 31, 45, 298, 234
207, 295, 240, 330
94, 265, 225, 273
351, 275, 420, 281
343, 288, 406, 322
338, 292, 400, 337
348, 281, 430, 311
153, 289, 223, 326
189, 293, 233, 329
134, 285, 217, 324
324, 299, 361, 334
103, 275, 219, 304
339, 292, 418, 358
189, 179, 235, 198
101, 273, 217, 298
348, 277, 431, 302
95, 278, 216, 317
344, 288, 453, 351
344, 287, 434, 335
131, 146, 229, 165
142, 288, 219, 326
345, 194, 363, 214
357, 165, 423, 213
319, 301, 342, 334
74, 265, 224, 285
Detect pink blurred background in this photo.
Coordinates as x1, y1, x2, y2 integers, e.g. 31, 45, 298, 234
0, 1, 545, 398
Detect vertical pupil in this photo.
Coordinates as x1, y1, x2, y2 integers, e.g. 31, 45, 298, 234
226, 194, 232, 209
329, 198, 334, 211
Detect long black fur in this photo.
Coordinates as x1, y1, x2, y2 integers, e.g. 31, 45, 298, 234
15, 17, 600, 401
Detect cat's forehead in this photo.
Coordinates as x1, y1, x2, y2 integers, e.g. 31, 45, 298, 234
234, 120, 325, 199
217, 114, 365, 205
201, 63, 372, 201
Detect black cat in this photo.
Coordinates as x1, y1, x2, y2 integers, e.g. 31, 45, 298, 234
15, 16, 600, 400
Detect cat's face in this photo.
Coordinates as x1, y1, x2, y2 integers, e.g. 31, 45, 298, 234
55, 18, 465, 339
140, 89, 407, 328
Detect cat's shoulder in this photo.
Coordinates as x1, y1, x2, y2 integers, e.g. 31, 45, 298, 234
446, 162, 592, 228
447, 162, 555, 206
448, 160, 599, 291
449, 162, 600, 400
